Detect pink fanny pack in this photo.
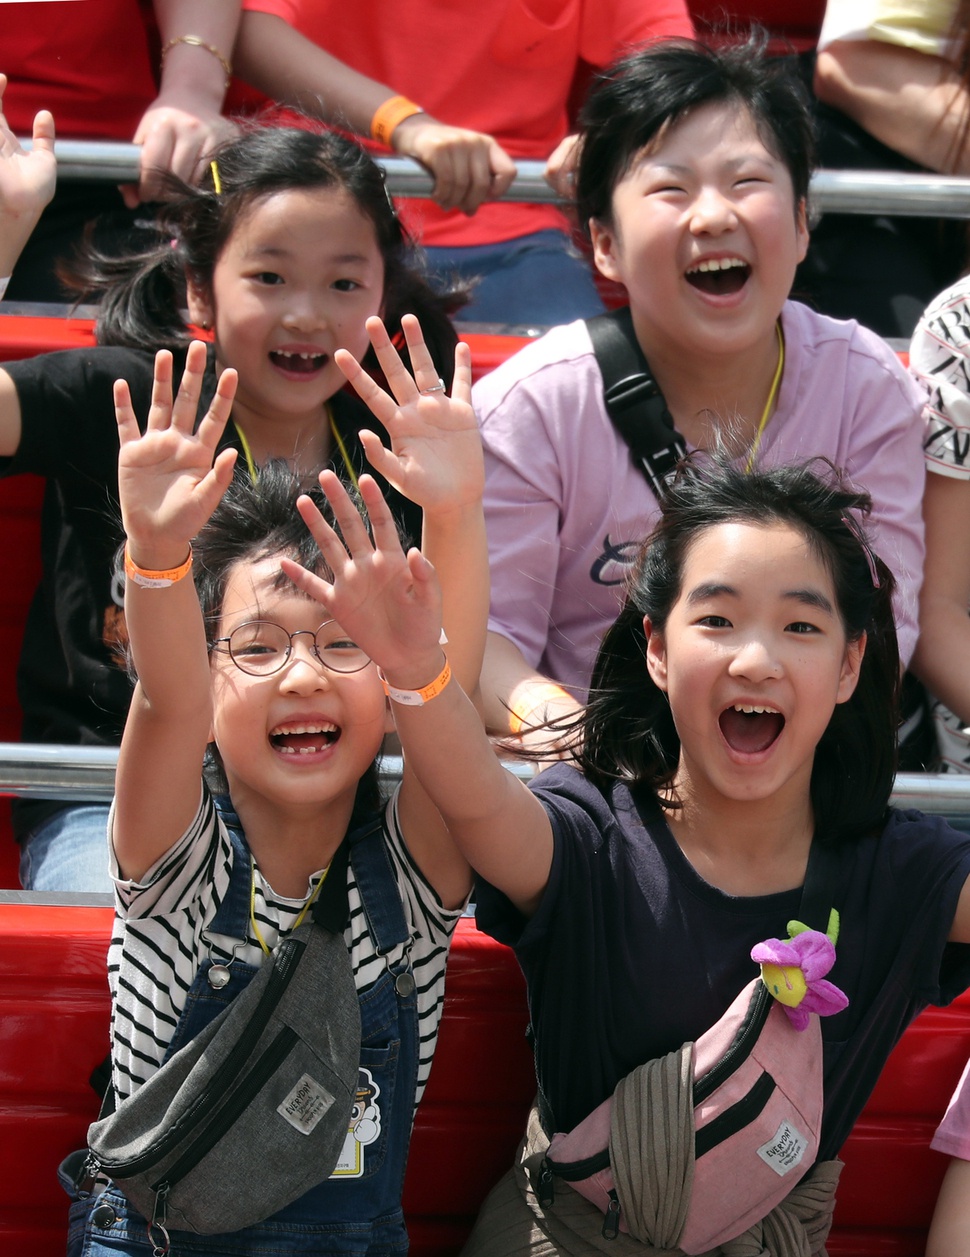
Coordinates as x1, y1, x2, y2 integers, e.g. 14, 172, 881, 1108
539, 920, 848, 1253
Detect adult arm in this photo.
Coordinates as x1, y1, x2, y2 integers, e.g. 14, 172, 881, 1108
233, 12, 516, 215
927, 1157, 970, 1257
814, 41, 970, 173
127, 0, 240, 205
479, 629, 583, 745
912, 470, 970, 724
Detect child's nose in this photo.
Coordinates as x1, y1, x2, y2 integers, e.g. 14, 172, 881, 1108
282, 291, 328, 332
278, 641, 331, 690
689, 186, 738, 234
728, 636, 782, 680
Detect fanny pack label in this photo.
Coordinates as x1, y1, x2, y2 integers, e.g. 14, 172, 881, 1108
277, 1073, 336, 1135
757, 1119, 809, 1176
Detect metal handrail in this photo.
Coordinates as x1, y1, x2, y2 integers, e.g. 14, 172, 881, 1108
0, 743, 967, 817
17, 139, 970, 219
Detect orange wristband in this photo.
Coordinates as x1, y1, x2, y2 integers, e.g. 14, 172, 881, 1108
379, 658, 452, 707
370, 95, 423, 147
124, 543, 193, 589
509, 683, 573, 736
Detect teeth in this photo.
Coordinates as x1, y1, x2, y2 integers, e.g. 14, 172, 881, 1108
271, 722, 337, 736
276, 351, 323, 361
733, 704, 776, 715
688, 257, 747, 274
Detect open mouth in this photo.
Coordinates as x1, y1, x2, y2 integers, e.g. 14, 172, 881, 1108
718, 704, 784, 754
685, 257, 750, 297
269, 350, 328, 374
270, 722, 340, 755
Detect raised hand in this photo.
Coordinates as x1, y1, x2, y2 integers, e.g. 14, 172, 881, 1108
115, 340, 238, 565
281, 471, 444, 684
335, 314, 483, 516
0, 73, 56, 279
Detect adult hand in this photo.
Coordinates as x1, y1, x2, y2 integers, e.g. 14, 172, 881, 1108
544, 133, 581, 201
0, 73, 56, 277
392, 113, 516, 214
122, 92, 238, 207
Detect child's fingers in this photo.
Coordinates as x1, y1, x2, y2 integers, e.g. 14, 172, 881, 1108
334, 347, 398, 427
279, 555, 334, 609
146, 350, 175, 430
195, 366, 238, 451
451, 339, 473, 406
169, 341, 209, 433
398, 313, 452, 399
356, 473, 405, 553
317, 470, 382, 556
114, 378, 141, 444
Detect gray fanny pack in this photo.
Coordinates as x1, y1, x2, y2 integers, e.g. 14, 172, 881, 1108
82, 836, 362, 1239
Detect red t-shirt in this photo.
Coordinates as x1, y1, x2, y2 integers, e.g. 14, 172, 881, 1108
5, 0, 158, 142
234, 0, 694, 247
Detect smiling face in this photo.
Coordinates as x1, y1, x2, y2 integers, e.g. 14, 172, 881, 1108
589, 102, 809, 363
644, 520, 864, 818
208, 555, 388, 821
188, 186, 385, 440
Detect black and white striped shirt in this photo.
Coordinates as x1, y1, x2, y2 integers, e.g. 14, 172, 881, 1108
106, 786, 462, 1105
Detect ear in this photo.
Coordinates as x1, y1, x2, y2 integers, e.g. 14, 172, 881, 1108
835, 631, 866, 704
794, 197, 810, 265
186, 273, 215, 332
589, 216, 623, 283
643, 614, 668, 691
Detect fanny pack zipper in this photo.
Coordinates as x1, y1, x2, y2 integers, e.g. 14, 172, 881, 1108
692, 981, 772, 1105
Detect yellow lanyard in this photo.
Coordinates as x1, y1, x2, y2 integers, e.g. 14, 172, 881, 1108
250, 857, 330, 958
744, 321, 785, 474
232, 404, 358, 488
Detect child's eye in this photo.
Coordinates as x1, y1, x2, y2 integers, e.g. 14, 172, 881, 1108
323, 637, 361, 652
234, 641, 281, 658
253, 272, 285, 286
786, 621, 820, 635
697, 615, 731, 628
332, 278, 361, 292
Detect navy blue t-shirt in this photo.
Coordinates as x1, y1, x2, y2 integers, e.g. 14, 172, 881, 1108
475, 764, 970, 1161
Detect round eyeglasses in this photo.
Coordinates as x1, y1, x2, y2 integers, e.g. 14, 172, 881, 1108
211, 621, 371, 677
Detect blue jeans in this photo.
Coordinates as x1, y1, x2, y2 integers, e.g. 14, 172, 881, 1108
19, 803, 113, 893
424, 228, 606, 327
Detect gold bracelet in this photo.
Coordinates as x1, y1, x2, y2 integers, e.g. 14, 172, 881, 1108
370, 95, 423, 147
124, 543, 193, 589
379, 659, 452, 707
509, 683, 573, 735
161, 35, 232, 89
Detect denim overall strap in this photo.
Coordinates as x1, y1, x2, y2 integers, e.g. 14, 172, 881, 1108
161, 797, 259, 1061
349, 816, 411, 957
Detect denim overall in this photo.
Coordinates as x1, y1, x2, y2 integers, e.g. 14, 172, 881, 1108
68, 801, 419, 1256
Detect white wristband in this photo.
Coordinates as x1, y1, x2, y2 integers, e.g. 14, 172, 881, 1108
0, 277, 10, 301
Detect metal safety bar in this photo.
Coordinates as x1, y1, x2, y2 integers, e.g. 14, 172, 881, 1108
0, 743, 968, 818
18, 140, 970, 219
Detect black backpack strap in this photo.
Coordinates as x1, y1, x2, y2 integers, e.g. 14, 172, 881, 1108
585, 306, 688, 496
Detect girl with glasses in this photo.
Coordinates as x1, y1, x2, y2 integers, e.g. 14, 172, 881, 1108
68, 314, 482, 1256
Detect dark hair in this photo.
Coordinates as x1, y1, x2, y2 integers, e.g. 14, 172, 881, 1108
576, 33, 816, 232
63, 124, 465, 385
575, 456, 899, 845
194, 459, 383, 814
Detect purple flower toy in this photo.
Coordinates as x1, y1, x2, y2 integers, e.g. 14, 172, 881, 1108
751, 911, 849, 1031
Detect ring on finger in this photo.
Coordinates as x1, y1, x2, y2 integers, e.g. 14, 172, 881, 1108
419, 378, 447, 395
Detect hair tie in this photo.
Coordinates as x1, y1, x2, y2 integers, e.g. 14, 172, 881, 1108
210, 160, 223, 195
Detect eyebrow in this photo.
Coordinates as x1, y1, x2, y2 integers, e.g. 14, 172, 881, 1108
243, 245, 373, 266
685, 583, 835, 615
